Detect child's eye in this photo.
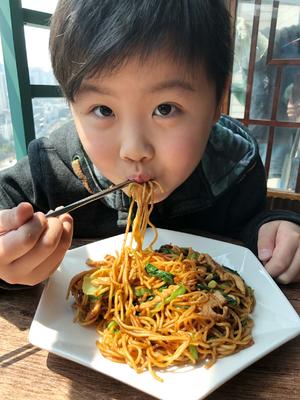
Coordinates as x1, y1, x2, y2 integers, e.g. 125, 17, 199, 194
92, 105, 115, 118
153, 103, 178, 117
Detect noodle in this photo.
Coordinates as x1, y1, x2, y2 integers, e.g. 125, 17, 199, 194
67, 181, 255, 381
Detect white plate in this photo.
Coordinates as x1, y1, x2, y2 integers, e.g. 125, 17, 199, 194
29, 228, 300, 400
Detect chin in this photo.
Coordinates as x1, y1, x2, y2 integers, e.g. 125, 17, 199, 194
152, 189, 171, 204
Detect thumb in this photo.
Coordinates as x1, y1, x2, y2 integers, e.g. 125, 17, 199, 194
257, 221, 280, 262
0, 202, 34, 233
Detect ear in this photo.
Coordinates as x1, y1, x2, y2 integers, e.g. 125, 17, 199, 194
213, 106, 222, 125
213, 77, 231, 124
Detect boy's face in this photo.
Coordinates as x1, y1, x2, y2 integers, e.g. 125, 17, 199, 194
71, 53, 220, 203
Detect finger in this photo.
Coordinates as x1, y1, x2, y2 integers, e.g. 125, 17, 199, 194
15, 213, 74, 286
3, 217, 65, 284
264, 229, 299, 277
57, 213, 74, 256
276, 246, 300, 284
0, 203, 34, 233
257, 221, 280, 262
0, 212, 48, 264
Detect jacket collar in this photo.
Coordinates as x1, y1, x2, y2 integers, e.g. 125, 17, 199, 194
201, 114, 258, 197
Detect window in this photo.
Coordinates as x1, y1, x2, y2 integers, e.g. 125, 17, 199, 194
0, 0, 71, 158
0, 37, 16, 171
25, 26, 56, 85
21, 0, 58, 14
229, 0, 300, 192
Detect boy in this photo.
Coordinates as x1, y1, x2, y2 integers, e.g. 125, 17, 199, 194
0, 0, 299, 288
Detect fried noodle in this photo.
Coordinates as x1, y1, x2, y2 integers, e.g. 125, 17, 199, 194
67, 181, 255, 381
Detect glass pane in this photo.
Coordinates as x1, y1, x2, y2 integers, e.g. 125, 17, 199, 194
0, 37, 16, 171
230, 0, 255, 118
230, 0, 280, 121
273, 1, 300, 60
282, 129, 300, 192
250, 0, 276, 121
249, 124, 269, 165
277, 65, 300, 122
32, 98, 72, 139
21, 0, 58, 14
268, 127, 298, 190
24, 26, 57, 85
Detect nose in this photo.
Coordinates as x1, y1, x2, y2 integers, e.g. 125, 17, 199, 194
119, 126, 154, 163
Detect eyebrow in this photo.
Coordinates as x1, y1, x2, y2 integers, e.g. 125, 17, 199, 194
149, 79, 196, 93
77, 83, 114, 96
78, 79, 196, 97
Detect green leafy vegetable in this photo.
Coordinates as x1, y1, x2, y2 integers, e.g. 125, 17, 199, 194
224, 294, 238, 306
107, 320, 119, 333
88, 295, 101, 301
207, 279, 218, 289
196, 283, 209, 290
188, 345, 199, 361
187, 250, 200, 260
158, 245, 174, 254
82, 275, 99, 296
135, 287, 152, 297
153, 284, 186, 312
164, 284, 186, 304
146, 295, 155, 301
158, 284, 168, 292
145, 263, 174, 285
179, 247, 189, 256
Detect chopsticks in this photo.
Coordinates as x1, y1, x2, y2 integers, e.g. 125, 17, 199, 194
46, 179, 134, 218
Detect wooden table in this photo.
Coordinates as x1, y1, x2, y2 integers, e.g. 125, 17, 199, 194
1, 238, 300, 400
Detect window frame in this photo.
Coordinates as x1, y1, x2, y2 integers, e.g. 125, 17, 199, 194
0, 0, 61, 159
225, 0, 300, 192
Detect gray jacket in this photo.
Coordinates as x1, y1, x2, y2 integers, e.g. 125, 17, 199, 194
0, 115, 299, 255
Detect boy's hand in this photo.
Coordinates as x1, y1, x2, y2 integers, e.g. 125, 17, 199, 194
257, 220, 300, 284
0, 202, 73, 286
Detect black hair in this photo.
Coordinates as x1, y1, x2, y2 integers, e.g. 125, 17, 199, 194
50, 0, 233, 104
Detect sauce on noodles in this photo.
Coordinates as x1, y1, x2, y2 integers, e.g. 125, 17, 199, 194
67, 181, 255, 381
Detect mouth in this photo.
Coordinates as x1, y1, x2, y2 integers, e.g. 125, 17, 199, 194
123, 175, 166, 204
128, 174, 154, 184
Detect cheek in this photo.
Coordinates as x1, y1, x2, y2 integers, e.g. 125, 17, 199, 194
162, 130, 207, 173
76, 124, 118, 167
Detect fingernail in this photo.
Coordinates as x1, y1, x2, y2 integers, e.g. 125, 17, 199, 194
259, 248, 272, 261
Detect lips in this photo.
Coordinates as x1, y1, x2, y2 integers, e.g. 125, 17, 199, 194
128, 174, 153, 183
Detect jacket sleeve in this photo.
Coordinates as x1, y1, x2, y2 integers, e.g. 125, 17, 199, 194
0, 140, 50, 212
223, 155, 300, 255
0, 131, 81, 213
0, 152, 35, 290
0, 156, 36, 210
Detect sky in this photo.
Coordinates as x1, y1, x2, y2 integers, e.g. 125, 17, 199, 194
21, 0, 58, 14
0, 0, 58, 71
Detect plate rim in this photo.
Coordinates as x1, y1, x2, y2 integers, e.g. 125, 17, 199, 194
28, 228, 300, 400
